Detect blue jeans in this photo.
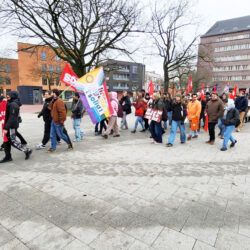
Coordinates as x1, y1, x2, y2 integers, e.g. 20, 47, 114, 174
150, 120, 163, 143
134, 116, 144, 130
50, 121, 70, 150
218, 118, 225, 136
73, 118, 83, 141
223, 125, 236, 148
168, 120, 186, 145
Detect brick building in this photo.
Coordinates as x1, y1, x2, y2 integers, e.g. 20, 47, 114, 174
197, 16, 250, 92
0, 42, 70, 104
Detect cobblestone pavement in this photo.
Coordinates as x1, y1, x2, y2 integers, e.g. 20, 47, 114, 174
1, 111, 250, 249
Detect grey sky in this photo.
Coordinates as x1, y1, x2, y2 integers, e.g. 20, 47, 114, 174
0, 0, 250, 76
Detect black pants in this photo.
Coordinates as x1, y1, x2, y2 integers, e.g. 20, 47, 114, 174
4, 129, 28, 159
95, 119, 107, 133
208, 122, 217, 142
62, 126, 72, 146
42, 120, 60, 145
144, 118, 149, 130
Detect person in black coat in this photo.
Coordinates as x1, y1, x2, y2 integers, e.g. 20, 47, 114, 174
221, 99, 240, 151
120, 91, 131, 130
36, 91, 60, 149
235, 91, 248, 132
0, 91, 32, 163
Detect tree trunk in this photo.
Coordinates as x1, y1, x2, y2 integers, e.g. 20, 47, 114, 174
164, 67, 169, 93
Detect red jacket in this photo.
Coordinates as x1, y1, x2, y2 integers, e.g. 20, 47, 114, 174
134, 100, 147, 117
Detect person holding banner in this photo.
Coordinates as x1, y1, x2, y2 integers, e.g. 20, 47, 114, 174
187, 93, 202, 140
48, 89, 73, 152
149, 93, 164, 144
102, 92, 120, 139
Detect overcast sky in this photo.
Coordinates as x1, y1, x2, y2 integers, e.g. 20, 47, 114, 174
0, 0, 250, 76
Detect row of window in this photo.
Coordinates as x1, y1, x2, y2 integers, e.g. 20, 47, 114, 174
215, 55, 250, 62
213, 65, 249, 72
0, 64, 11, 73
216, 34, 250, 42
113, 83, 129, 90
213, 75, 250, 81
0, 76, 11, 85
41, 64, 61, 73
215, 44, 250, 52
113, 74, 130, 81
42, 76, 61, 86
41, 52, 61, 62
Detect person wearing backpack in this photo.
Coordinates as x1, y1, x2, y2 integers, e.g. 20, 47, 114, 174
166, 94, 187, 147
71, 92, 84, 142
131, 92, 147, 133
220, 99, 240, 151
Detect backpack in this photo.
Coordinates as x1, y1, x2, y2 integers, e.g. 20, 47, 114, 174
117, 104, 124, 118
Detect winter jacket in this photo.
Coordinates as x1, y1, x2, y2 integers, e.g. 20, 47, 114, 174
110, 92, 118, 117
172, 102, 187, 122
38, 97, 53, 123
223, 108, 240, 126
71, 99, 84, 119
235, 96, 248, 112
187, 100, 201, 120
120, 96, 131, 114
133, 100, 147, 117
50, 97, 67, 125
4, 91, 21, 130
152, 99, 164, 111
206, 99, 224, 123
164, 99, 172, 112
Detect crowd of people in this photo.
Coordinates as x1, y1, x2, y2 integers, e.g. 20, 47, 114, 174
0, 87, 249, 163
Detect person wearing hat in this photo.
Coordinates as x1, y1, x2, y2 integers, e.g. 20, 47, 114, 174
0, 91, 32, 163
48, 89, 73, 152
71, 92, 85, 142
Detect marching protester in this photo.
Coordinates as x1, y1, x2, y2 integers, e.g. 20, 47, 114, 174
221, 99, 240, 151
131, 92, 147, 133
143, 93, 151, 131
218, 93, 228, 139
166, 94, 187, 147
235, 90, 248, 132
71, 92, 85, 142
120, 91, 131, 130
150, 93, 164, 144
102, 92, 120, 139
36, 91, 61, 149
205, 92, 224, 145
164, 93, 173, 129
198, 92, 208, 132
187, 93, 201, 140
48, 89, 73, 152
0, 91, 32, 163
95, 119, 107, 136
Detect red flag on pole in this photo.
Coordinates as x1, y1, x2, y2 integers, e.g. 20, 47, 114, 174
229, 85, 238, 100
200, 83, 205, 101
148, 80, 154, 96
60, 63, 79, 91
186, 75, 193, 94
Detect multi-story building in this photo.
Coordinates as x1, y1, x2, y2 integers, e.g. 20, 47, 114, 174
101, 59, 145, 93
0, 42, 69, 104
197, 15, 250, 91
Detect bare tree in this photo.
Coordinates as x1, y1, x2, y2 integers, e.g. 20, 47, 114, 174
1, 0, 140, 76
150, 0, 198, 92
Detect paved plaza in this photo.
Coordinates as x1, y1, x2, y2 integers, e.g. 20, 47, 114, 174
1, 106, 250, 249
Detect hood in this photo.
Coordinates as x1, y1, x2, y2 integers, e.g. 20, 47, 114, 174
45, 96, 53, 102
9, 91, 19, 100
227, 99, 235, 110
110, 92, 118, 101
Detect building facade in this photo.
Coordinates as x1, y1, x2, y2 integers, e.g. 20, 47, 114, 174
197, 16, 250, 91
101, 59, 145, 93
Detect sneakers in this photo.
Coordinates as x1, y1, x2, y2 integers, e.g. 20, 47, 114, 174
166, 143, 173, 147
102, 134, 108, 139
47, 148, 56, 153
140, 129, 146, 132
68, 144, 73, 150
131, 130, 136, 133
187, 135, 192, 141
220, 147, 227, 151
230, 140, 237, 148
36, 143, 46, 150
25, 149, 32, 160
113, 134, 120, 137
0, 157, 13, 163
192, 135, 198, 139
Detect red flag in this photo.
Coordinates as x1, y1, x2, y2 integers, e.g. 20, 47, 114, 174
212, 84, 218, 93
186, 75, 193, 94
148, 80, 154, 96
0, 99, 8, 142
60, 63, 79, 91
229, 85, 238, 100
204, 114, 209, 132
200, 83, 205, 101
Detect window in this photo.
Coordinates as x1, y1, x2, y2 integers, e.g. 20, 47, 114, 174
5, 64, 10, 73
113, 74, 129, 81
41, 64, 47, 72
55, 55, 60, 61
0, 76, 4, 85
41, 51, 47, 60
42, 76, 47, 85
49, 78, 54, 86
49, 65, 54, 73
5, 77, 11, 85
56, 77, 60, 86
132, 65, 138, 74
56, 66, 61, 73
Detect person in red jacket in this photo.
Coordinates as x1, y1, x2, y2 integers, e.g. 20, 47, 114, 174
131, 93, 147, 133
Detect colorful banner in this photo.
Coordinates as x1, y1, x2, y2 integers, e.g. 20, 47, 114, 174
60, 64, 112, 124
